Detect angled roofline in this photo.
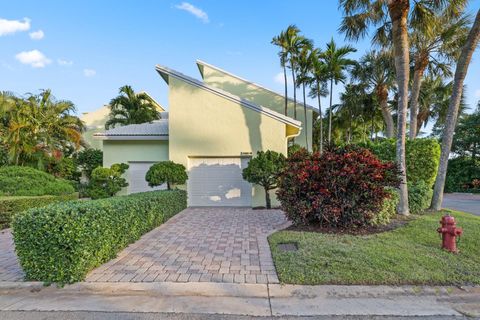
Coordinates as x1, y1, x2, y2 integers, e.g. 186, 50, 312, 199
155, 64, 302, 129
139, 91, 165, 112
196, 59, 318, 112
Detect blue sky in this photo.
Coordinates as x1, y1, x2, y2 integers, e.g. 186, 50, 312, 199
1, 0, 480, 117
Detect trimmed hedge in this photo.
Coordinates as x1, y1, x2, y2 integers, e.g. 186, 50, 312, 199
0, 166, 75, 196
0, 193, 78, 230
13, 190, 187, 284
445, 157, 480, 193
370, 188, 399, 226
360, 138, 441, 187
408, 181, 433, 214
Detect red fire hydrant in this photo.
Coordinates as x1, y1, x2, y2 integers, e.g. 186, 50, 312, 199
437, 214, 463, 253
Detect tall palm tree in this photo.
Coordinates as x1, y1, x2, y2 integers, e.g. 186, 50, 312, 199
352, 50, 396, 138
431, 9, 480, 211
272, 30, 289, 116
409, 7, 470, 138
105, 85, 160, 129
296, 44, 315, 149
321, 38, 356, 144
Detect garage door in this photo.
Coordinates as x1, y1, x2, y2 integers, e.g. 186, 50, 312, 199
188, 157, 252, 207
128, 162, 167, 194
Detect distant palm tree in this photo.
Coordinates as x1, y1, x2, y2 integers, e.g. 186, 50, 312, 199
321, 38, 356, 144
105, 85, 160, 129
296, 44, 315, 149
272, 30, 290, 116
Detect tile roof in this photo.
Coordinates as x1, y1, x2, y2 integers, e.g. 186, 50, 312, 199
94, 119, 168, 137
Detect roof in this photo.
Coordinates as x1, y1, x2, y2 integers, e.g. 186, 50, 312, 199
155, 64, 302, 129
196, 60, 318, 112
93, 119, 168, 141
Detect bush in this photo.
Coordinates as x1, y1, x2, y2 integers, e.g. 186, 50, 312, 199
360, 138, 440, 187
146, 161, 187, 190
87, 163, 129, 199
370, 188, 399, 226
76, 148, 103, 179
47, 157, 80, 181
0, 166, 75, 196
408, 181, 433, 214
0, 193, 78, 229
277, 147, 400, 228
445, 157, 480, 193
13, 190, 187, 284
242, 151, 286, 209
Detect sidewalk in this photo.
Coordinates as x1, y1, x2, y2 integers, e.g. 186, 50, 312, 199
0, 281, 479, 318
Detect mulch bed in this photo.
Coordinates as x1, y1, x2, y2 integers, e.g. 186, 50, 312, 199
285, 215, 415, 235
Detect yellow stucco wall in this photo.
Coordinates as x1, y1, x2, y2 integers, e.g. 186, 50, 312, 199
168, 76, 288, 207
200, 64, 313, 151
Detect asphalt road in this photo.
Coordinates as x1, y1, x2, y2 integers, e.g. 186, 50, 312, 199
0, 311, 471, 320
442, 193, 480, 216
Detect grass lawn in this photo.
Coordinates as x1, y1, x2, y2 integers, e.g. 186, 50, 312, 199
269, 210, 480, 285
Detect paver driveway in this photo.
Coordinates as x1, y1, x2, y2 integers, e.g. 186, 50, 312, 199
86, 208, 289, 284
0, 229, 24, 282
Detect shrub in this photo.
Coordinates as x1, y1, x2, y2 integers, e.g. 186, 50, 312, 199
47, 157, 80, 181
0, 193, 78, 229
277, 147, 400, 228
408, 181, 433, 214
13, 190, 187, 284
76, 148, 103, 179
370, 188, 399, 226
146, 161, 187, 190
242, 151, 286, 209
445, 157, 480, 193
0, 166, 75, 196
87, 163, 129, 199
360, 138, 440, 187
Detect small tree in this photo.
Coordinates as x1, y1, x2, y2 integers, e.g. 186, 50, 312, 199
146, 161, 187, 190
76, 148, 103, 179
242, 151, 286, 209
87, 163, 128, 199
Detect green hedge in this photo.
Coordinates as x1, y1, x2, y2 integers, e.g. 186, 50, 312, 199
13, 190, 187, 284
408, 181, 433, 214
360, 138, 441, 187
370, 188, 399, 226
0, 193, 78, 230
0, 166, 75, 196
445, 157, 480, 193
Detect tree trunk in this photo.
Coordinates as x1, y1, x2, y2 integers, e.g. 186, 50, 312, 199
377, 85, 395, 138
265, 188, 271, 209
167, 181, 171, 190
328, 78, 333, 144
290, 61, 297, 120
317, 82, 324, 154
409, 56, 427, 139
431, 9, 480, 211
388, 0, 410, 216
283, 63, 288, 116
302, 83, 309, 150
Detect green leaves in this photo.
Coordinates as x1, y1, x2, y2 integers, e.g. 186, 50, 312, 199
87, 163, 129, 199
145, 161, 187, 190
12, 190, 187, 284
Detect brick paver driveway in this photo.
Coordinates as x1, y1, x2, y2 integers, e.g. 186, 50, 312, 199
86, 208, 289, 284
0, 229, 24, 282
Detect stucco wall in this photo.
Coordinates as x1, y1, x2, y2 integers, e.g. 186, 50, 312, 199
102, 140, 169, 195
200, 64, 313, 151
168, 76, 288, 207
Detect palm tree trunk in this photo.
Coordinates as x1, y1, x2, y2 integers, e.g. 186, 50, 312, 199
328, 78, 333, 144
409, 60, 427, 139
377, 86, 395, 138
431, 9, 480, 211
388, 0, 410, 216
316, 82, 324, 154
290, 61, 297, 120
283, 62, 288, 116
302, 83, 309, 150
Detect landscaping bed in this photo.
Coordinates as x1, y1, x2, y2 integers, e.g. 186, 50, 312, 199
269, 210, 480, 285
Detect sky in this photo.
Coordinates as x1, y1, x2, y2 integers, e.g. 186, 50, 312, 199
1, 0, 480, 118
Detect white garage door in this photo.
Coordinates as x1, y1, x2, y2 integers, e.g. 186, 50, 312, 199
128, 162, 167, 194
188, 157, 252, 207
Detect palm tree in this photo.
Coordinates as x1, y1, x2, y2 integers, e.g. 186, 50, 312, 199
296, 44, 315, 149
272, 30, 289, 116
322, 38, 356, 144
409, 8, 470, 138
105, 85, 160, 129
431, 9, 480, 211
351, 50, 396, 138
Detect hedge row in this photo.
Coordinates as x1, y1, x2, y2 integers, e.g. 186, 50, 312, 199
13, 190, 187, 284
0, 193, 78, 230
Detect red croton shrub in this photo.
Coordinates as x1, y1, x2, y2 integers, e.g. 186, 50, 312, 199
276, 146, 400, 228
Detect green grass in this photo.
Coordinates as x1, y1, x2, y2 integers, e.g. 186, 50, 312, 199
268, 210, 480, 285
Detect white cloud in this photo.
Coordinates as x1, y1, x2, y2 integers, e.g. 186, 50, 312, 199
83, 68, 96, 77
475, 89, 480, 98
15, 50, 51, 68
175, 2, 209, 23
57, 59, 73, 66
29, 29, 44, 40
274, 72, 293, 85
0, 17, 30, 36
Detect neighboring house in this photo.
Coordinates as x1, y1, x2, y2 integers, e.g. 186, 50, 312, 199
95, 61, 314, 207
80, 92, 164, 150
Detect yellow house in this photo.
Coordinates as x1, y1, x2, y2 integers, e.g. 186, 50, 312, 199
95, 61, 314, 207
